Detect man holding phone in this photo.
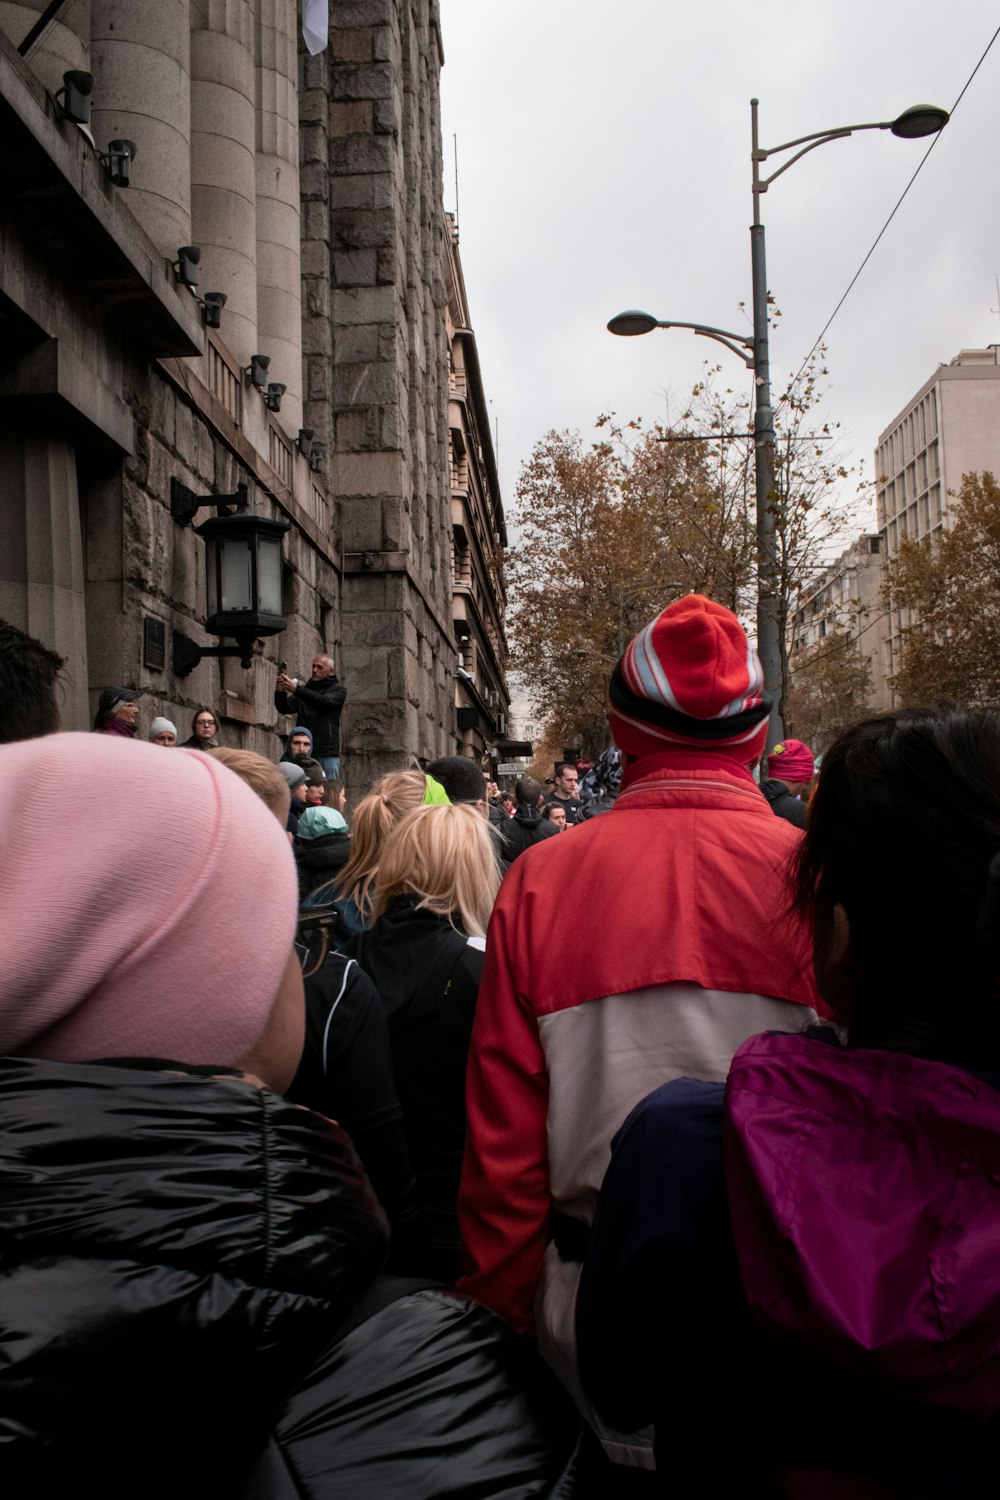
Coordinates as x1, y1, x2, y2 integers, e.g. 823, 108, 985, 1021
274, 654, 347, 780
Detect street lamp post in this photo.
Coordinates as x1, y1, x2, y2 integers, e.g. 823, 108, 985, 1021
610, 97, 948, 745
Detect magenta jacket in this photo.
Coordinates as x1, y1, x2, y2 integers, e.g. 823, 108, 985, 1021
579, 1030, 1000, 1496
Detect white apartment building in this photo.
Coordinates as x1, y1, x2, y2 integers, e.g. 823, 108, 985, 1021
875, 346, 1000, 700
790, 532, 886, 709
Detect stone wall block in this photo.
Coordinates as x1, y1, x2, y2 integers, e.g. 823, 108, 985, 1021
333, 249, 378, 286
375, 245, 398, 285
328, 100, 374, 136
334, 450, 403, 496
300, 49, 329, 91
302, 199, 330, 241
373, 96, 401, 137
299, 87, 328, 125
307, 357, 333, 402
331, 61, 393, 101
301, 240, 331, 278
381, 493, 407, 551
334, 410, 370, 450
331, 27, 375, 61
299, 161, 330, 200
387, 644, 408, 700
332, 359, 398, 407
334, 324, 379, 363
331, 0, 393, 29
342, 643, 388, 700
331, 206, 394, 251
328, 135, 394, 176
333, 285, 396, 326
340, 496, 383, 551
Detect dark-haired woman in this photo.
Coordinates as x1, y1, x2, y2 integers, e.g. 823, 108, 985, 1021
181, 707, 220, 749
578, 706, 1000, 1499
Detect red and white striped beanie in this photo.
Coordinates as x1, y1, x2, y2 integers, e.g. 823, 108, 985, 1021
609, 594, 772, 764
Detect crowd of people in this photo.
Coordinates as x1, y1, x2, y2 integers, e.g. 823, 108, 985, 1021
2, 602, 999, 1499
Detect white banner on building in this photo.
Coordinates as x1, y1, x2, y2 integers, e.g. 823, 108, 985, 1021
302, 0, 329, 55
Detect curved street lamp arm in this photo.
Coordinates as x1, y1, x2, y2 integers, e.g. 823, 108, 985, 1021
656, 320, 754, 368
756, 119, 889, 162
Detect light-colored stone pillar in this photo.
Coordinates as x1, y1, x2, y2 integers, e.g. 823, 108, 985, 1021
0, 431, 90, 731
0, 0, 91, 98
255, 0, 302, 430
90, 0, 192, 257
190, 0, 257, 371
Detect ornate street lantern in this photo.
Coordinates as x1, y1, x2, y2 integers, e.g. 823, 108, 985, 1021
170, 479, 290, 675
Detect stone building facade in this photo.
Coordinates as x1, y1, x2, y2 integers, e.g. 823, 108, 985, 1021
0, 0, 485, 792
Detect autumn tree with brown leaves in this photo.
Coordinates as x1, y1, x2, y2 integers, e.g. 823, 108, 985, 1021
506, 413, 759, 757
885, 471, 1000, 707
507, 348, 863, 752
784, 628, 873, 753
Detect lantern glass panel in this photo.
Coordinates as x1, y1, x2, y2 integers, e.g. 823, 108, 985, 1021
257, 535, 283, 616
220, 535, 253, 612
205, 538, 219, 617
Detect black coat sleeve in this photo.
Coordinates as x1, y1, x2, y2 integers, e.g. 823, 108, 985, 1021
290, 679, 347, 714
289, 957, 427, 1273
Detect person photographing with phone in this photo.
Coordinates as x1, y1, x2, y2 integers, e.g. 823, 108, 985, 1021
274, 654, 347, 781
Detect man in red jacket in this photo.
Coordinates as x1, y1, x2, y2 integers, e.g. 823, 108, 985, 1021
457, 595, 821, 1467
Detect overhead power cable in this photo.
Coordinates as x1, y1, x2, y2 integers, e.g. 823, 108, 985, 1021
779, 20, 1000, 413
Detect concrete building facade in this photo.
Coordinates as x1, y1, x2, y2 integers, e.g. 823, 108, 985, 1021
444, 213, 511, 766
789, 532, 886, 712
0, 0, 498, 790
875, 346, 1000, 703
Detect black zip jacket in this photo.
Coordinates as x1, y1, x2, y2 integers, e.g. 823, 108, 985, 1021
0, 1055, 578, 1500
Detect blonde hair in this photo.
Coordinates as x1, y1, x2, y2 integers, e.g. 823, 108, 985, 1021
321, 768, 427, 916
205, 747, 290, 824
371, 803, 500, 939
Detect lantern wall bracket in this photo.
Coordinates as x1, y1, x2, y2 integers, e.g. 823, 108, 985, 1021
171, 477, 249, 527
172, 629, 259, 677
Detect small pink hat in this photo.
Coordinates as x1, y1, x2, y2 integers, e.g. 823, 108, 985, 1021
767, 738, 815, 783
0, 733, 298, 1066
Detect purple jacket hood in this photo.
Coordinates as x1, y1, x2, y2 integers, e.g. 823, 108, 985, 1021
724, 1031, 1000, 1420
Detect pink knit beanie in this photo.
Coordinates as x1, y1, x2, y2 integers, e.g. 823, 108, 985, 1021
609, 594, 772, 764
0, 733, 298, 1065
767, 738, 815, 783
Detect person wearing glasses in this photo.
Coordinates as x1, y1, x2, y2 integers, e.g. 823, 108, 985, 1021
181, 708, 220, 749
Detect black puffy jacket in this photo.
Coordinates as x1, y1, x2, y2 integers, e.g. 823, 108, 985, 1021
0, 1056, 578, 1500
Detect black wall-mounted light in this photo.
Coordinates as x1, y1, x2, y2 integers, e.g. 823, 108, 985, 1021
55, 69, 93, 125
307, 444, 325, 474
296, 428, 314, 458
264, 382, 286, 413
99, 138, 137, 187
200, 291, 227, 329
170, 478, 290, 675
244, 353, 270, 389
174, 245, 201, 288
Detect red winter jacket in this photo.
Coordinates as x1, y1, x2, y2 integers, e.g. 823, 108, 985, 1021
457, 751, 821, 1339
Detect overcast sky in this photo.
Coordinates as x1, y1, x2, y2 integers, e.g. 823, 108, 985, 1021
438, 2, 1000, 530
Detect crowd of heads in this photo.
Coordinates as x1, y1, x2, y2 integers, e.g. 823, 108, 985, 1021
5, 598, 1000, 1490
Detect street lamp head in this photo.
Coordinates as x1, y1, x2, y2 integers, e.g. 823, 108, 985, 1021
608, 310, 659, 337
889, 104, 949, 139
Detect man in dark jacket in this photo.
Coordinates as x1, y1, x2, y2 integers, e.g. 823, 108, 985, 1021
759, 737, 814, 829
275, 655, 347, 779
542, 762, 584, 825
497, 776, 558, 867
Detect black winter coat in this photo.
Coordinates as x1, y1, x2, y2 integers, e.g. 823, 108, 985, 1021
355, 903, 484, 1282
497, 805, 559, 866
274, 674, 346, 757
760, 776, 808, 829
0, 1055, 578, 1500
